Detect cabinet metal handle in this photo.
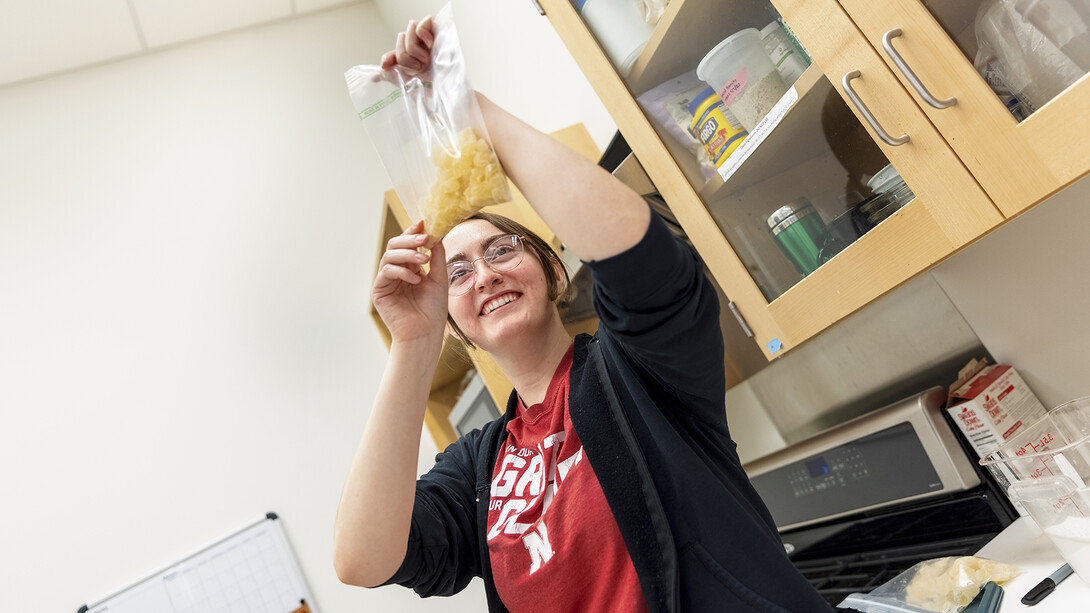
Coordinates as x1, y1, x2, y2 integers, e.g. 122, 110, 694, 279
842, 70, 910, 146
727, 301, 754, 339
882, 28, 957, 109
529, 0, 545, 15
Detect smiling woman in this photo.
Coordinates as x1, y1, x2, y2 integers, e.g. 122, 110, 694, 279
443, 212, 572, 349
419, 213, 573, 399
333, 13, 832, 613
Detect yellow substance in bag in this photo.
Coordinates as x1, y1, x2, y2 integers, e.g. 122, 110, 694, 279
421, 129, 511, 240
904, 556, 1020, 611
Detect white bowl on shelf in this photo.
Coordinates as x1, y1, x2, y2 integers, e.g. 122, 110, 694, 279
578, 0, 655, 77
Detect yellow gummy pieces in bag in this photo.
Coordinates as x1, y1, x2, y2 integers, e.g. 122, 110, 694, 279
904, 556, 1020, 612
420, 128, 511, 241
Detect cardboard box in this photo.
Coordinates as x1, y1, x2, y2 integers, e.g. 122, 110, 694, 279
947, 358, 1048, 458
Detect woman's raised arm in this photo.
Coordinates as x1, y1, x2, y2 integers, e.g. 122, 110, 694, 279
386, 16, 650, 262
476, 93, 650, 262
333, 222, 448, 587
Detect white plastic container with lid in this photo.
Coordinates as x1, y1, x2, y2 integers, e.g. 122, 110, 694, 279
759, 21, 810, 84
576, 0, 656, 77
867, 163, 903, 194
696, 29, 788, 131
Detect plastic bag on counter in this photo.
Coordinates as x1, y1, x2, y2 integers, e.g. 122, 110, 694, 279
974, 0, 1090, 116
637, 71, 722, 182
837, 556, 1020, 613
345, 3, 511, 243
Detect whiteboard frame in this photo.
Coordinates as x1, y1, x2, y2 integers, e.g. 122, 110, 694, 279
78, 512, 317, 613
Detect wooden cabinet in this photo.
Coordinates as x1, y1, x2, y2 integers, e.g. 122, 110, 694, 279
836, 0, 1090, 217
537, 0, 1088, 359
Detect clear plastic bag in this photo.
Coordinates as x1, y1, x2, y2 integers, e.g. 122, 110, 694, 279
974, 0, 1090, 116
837, 556, 1020, 613
636, 71, 720, 182
345, 3, 511, 242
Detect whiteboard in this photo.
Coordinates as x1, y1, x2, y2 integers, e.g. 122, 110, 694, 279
79, 513, 316, 613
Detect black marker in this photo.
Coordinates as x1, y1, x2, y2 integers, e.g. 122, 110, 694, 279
1021, 563, 1074, 606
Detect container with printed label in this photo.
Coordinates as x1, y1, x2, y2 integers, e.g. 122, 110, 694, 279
946, 359, 1048, 459
759, 21, 810, 84
688, 88, 747, 168
696, 29, 789, 132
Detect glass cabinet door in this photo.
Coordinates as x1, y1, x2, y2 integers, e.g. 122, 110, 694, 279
545, 0, 1002, 355
608, 1, 916, 306
547, 0, 1002, 356
837, 0, 1090, 216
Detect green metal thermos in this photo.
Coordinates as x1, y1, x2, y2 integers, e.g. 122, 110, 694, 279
767, 198, 828, 277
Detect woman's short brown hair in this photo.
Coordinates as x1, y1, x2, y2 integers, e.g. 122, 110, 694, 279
446, 212, 572, 348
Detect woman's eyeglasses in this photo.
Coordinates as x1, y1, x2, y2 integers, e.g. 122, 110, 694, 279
446, 234, 525, 295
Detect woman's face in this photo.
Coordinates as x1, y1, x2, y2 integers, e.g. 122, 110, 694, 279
443, 219, 555, 351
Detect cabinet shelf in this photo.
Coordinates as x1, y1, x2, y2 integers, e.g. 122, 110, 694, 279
626, 0, 775, 95
699, 64, 828, 201
636, 66, 835, 209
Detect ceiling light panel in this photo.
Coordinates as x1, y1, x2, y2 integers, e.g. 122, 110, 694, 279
131, 0, 292, 48
294, 0, 359, 11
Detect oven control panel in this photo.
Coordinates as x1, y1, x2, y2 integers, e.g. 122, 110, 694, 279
787, 447, 870, 497
750, 422, 943, 528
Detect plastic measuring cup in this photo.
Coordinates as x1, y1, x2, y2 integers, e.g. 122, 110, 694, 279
696, 28, 788, 132
980, 396, 1090, 582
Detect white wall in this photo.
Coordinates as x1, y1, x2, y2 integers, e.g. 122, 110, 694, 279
932, 174, 1090, 408
0, 4, 493, 612
370, 0, 618, 149
0, 0, 618, 609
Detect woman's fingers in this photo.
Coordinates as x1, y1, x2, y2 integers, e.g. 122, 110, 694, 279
394, 32, 423, 73
386, 231, 428, 252
379, 50, 396, 71
377, 262, 422, 286
378, 222, 433, 288
404, 20, 430, 64
380, 248, 428, 273
416, 16, 435, 48
380, 16, 435, 74
426, 240, 448, 286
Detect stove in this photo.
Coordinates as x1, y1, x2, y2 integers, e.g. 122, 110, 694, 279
743, 387, 1018, 608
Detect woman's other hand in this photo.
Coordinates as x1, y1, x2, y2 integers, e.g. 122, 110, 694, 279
371, 220, 448, 345
380, 17, 436, 75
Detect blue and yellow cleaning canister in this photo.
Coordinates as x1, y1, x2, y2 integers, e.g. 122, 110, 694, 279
688, 87, 747, 168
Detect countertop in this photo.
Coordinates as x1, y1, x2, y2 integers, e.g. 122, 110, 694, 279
975, 517, 1089, 611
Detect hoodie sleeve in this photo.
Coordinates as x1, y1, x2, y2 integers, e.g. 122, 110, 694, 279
381, 428, 483, 597
583, 208, 726, 420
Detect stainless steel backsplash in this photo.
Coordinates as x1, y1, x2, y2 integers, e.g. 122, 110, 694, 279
726, 272, 985, 463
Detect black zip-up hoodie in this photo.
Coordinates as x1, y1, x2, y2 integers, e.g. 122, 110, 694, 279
384, 212, 832, 612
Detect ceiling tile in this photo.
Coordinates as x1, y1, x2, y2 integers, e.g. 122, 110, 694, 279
0, 0, 141, 87
294, 0, 360, 12
132, 0, 292, 48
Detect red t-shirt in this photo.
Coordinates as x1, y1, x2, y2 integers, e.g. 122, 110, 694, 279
487, 344, 647, 612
